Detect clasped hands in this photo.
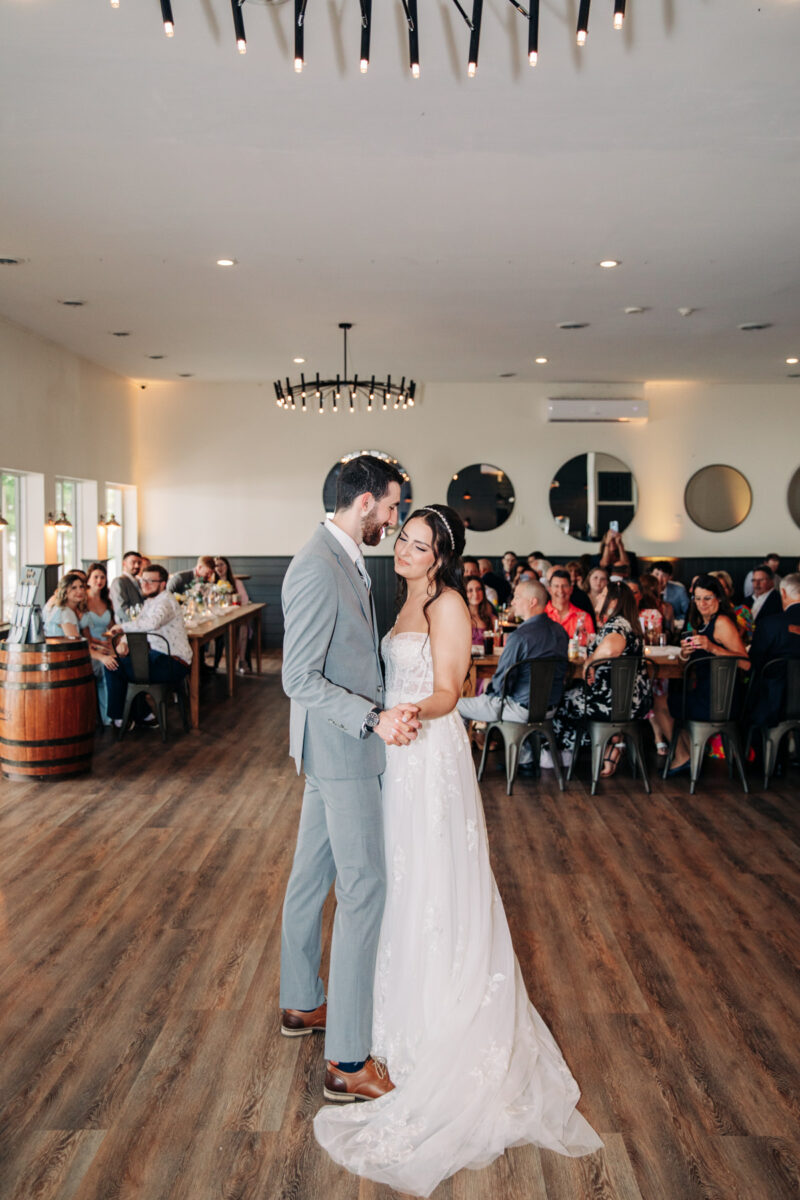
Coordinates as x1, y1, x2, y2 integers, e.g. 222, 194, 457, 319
374, 703, 421, 747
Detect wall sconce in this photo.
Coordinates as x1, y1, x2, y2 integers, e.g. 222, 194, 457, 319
46, 511, 73, 531
0, 511, 8, 531
99, 513, 121, 528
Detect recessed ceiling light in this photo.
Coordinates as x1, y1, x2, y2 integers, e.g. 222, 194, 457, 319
786, 357, 799, 365
499, 372, 516, 378
293, 356, 305, 364
59, 298, 86, 307
599, 259, 620, 268
738, 322, 771, 331
178, 372, 194, 378
216, 258, 237, 267
148, 354, 165, 360
111, 330, 131, 337
624, 306, 646, 315
557, 322, 589, 330
535, 357, 548, 364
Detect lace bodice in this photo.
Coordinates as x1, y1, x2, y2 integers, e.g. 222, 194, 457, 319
381, 631, 434, 706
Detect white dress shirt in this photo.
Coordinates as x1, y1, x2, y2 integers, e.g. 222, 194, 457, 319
121, 589, 193, 664
325, 517, 368, 580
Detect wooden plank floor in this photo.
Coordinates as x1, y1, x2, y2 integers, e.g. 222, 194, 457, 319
1, 651, 799, 1200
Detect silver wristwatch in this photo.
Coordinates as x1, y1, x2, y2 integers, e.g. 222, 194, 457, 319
362, 706, 382, 736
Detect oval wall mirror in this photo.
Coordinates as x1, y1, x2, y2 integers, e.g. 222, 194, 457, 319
548, 452, 637, 542
322, 450, 412, 531
684, 464, 752, 532
788, 467, 800, 529
446, 464, 515, 532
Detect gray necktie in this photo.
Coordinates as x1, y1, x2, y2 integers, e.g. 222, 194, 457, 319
355, 558, 371, 591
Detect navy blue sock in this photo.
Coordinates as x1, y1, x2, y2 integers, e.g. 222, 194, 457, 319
334, 1060, 365, 1073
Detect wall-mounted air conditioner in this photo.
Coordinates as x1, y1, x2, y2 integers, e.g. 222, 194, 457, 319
546, 398, 648, 423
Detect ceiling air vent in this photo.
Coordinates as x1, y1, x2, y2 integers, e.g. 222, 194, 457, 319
546, 398, 648, 423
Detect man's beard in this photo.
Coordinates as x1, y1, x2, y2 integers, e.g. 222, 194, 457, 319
361, 511, 386, 547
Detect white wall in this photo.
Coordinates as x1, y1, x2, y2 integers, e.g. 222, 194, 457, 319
0, 314, 138, 563
135, 378, 800, 559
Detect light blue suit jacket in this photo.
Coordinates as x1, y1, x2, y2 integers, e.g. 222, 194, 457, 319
282, 524, 386, 780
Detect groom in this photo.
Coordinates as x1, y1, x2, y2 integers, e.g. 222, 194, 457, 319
280, 455, 420, 1102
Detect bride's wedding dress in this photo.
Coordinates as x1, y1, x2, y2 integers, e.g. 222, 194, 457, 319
314, 632, 602, 1197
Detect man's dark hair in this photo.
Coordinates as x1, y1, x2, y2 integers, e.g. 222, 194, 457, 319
652, 560, 674, 576
529, 550, 544, 558
462, 556, 479, 568
122, 549, 139, 562
765, 553, 780, 564
550, 568, 571, 584
142, 563, 169, 583
754, 563, 774, 580
335, 454, 403, 511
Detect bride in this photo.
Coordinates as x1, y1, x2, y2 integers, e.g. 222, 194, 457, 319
314, 504, 602, 1197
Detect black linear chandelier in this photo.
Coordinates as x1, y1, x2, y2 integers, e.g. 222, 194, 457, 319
275, 323, 416, 414
148, 0, 627, 75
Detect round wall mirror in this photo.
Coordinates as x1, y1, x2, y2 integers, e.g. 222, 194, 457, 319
446, 464, 515, 531
788, 467, 800, 529
548, 452, 637, 542
322, 450, 412, 531
684, 464, 752, 532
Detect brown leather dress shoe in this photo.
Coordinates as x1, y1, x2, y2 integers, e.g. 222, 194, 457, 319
323, 1057, 395, 1103
280, 1001, 327, 1037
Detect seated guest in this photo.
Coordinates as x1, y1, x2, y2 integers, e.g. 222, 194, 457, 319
746, 572, 800, 730
109, 550, 143, 620
81, 562, 116, 724
638, 572, 673, 637
745, 563, 782, 624
743, 553, 781, 600
553, 582, 652, 775
457, 580, 567, 767
548, 564, 595, 623
654, 574, 749, 774
466, 578, 496, 646
709, 570, 754, 643
545, 568, 596, 639
213, 555, 251, 673
105, 564, 193, 729
167, 555, 216, 594
583, 566, 609, 616
529, 557, 552, 582
501, 551, 519, 585
651, 561, 689, 622
44, 571, 118, 718
478, 557, 508, 606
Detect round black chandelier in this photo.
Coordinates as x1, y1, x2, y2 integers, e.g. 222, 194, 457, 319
274, 323, 416, 414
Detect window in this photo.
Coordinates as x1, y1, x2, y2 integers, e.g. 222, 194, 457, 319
105, 486, 123, 582
54, 478, 78, 570
1, 472, 23, 622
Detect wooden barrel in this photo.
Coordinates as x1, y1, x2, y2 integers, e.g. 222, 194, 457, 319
0, 639, 96, 780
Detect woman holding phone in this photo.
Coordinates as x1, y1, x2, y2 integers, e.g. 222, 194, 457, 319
652, 574, 749, 774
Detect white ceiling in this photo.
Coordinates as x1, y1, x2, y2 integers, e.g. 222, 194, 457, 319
1, 0, 799, 387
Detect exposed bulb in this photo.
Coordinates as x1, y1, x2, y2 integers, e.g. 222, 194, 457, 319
411, 62, 420, 78
467, 61, 477, 78
614, 12, 624, 29
577, 30, 586, 45
528, 50, 538, 66
237, 38, 247, 54
110, 0, 120, 7
164, 20, 174, 36
294, 57, 304, 73
360, 58, 369, 74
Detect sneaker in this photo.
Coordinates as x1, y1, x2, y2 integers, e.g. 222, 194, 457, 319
323, 1057, 395, 1103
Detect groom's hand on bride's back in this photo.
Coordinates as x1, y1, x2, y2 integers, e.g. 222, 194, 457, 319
375, 704, 421, 747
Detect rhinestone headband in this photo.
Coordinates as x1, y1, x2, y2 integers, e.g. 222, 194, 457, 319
421, 506, 455, 551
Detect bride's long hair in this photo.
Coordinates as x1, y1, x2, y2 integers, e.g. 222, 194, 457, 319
395, 503, 467, 630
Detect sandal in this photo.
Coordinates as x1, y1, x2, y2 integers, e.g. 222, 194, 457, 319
600, 741, 625, 778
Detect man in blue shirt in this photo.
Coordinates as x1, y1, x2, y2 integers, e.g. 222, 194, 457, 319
652, 561, 689, 622
457, 579, 568, 765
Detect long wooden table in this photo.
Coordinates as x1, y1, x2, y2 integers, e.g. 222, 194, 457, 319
468, 645, 685, 694
184, 602, 265, 728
